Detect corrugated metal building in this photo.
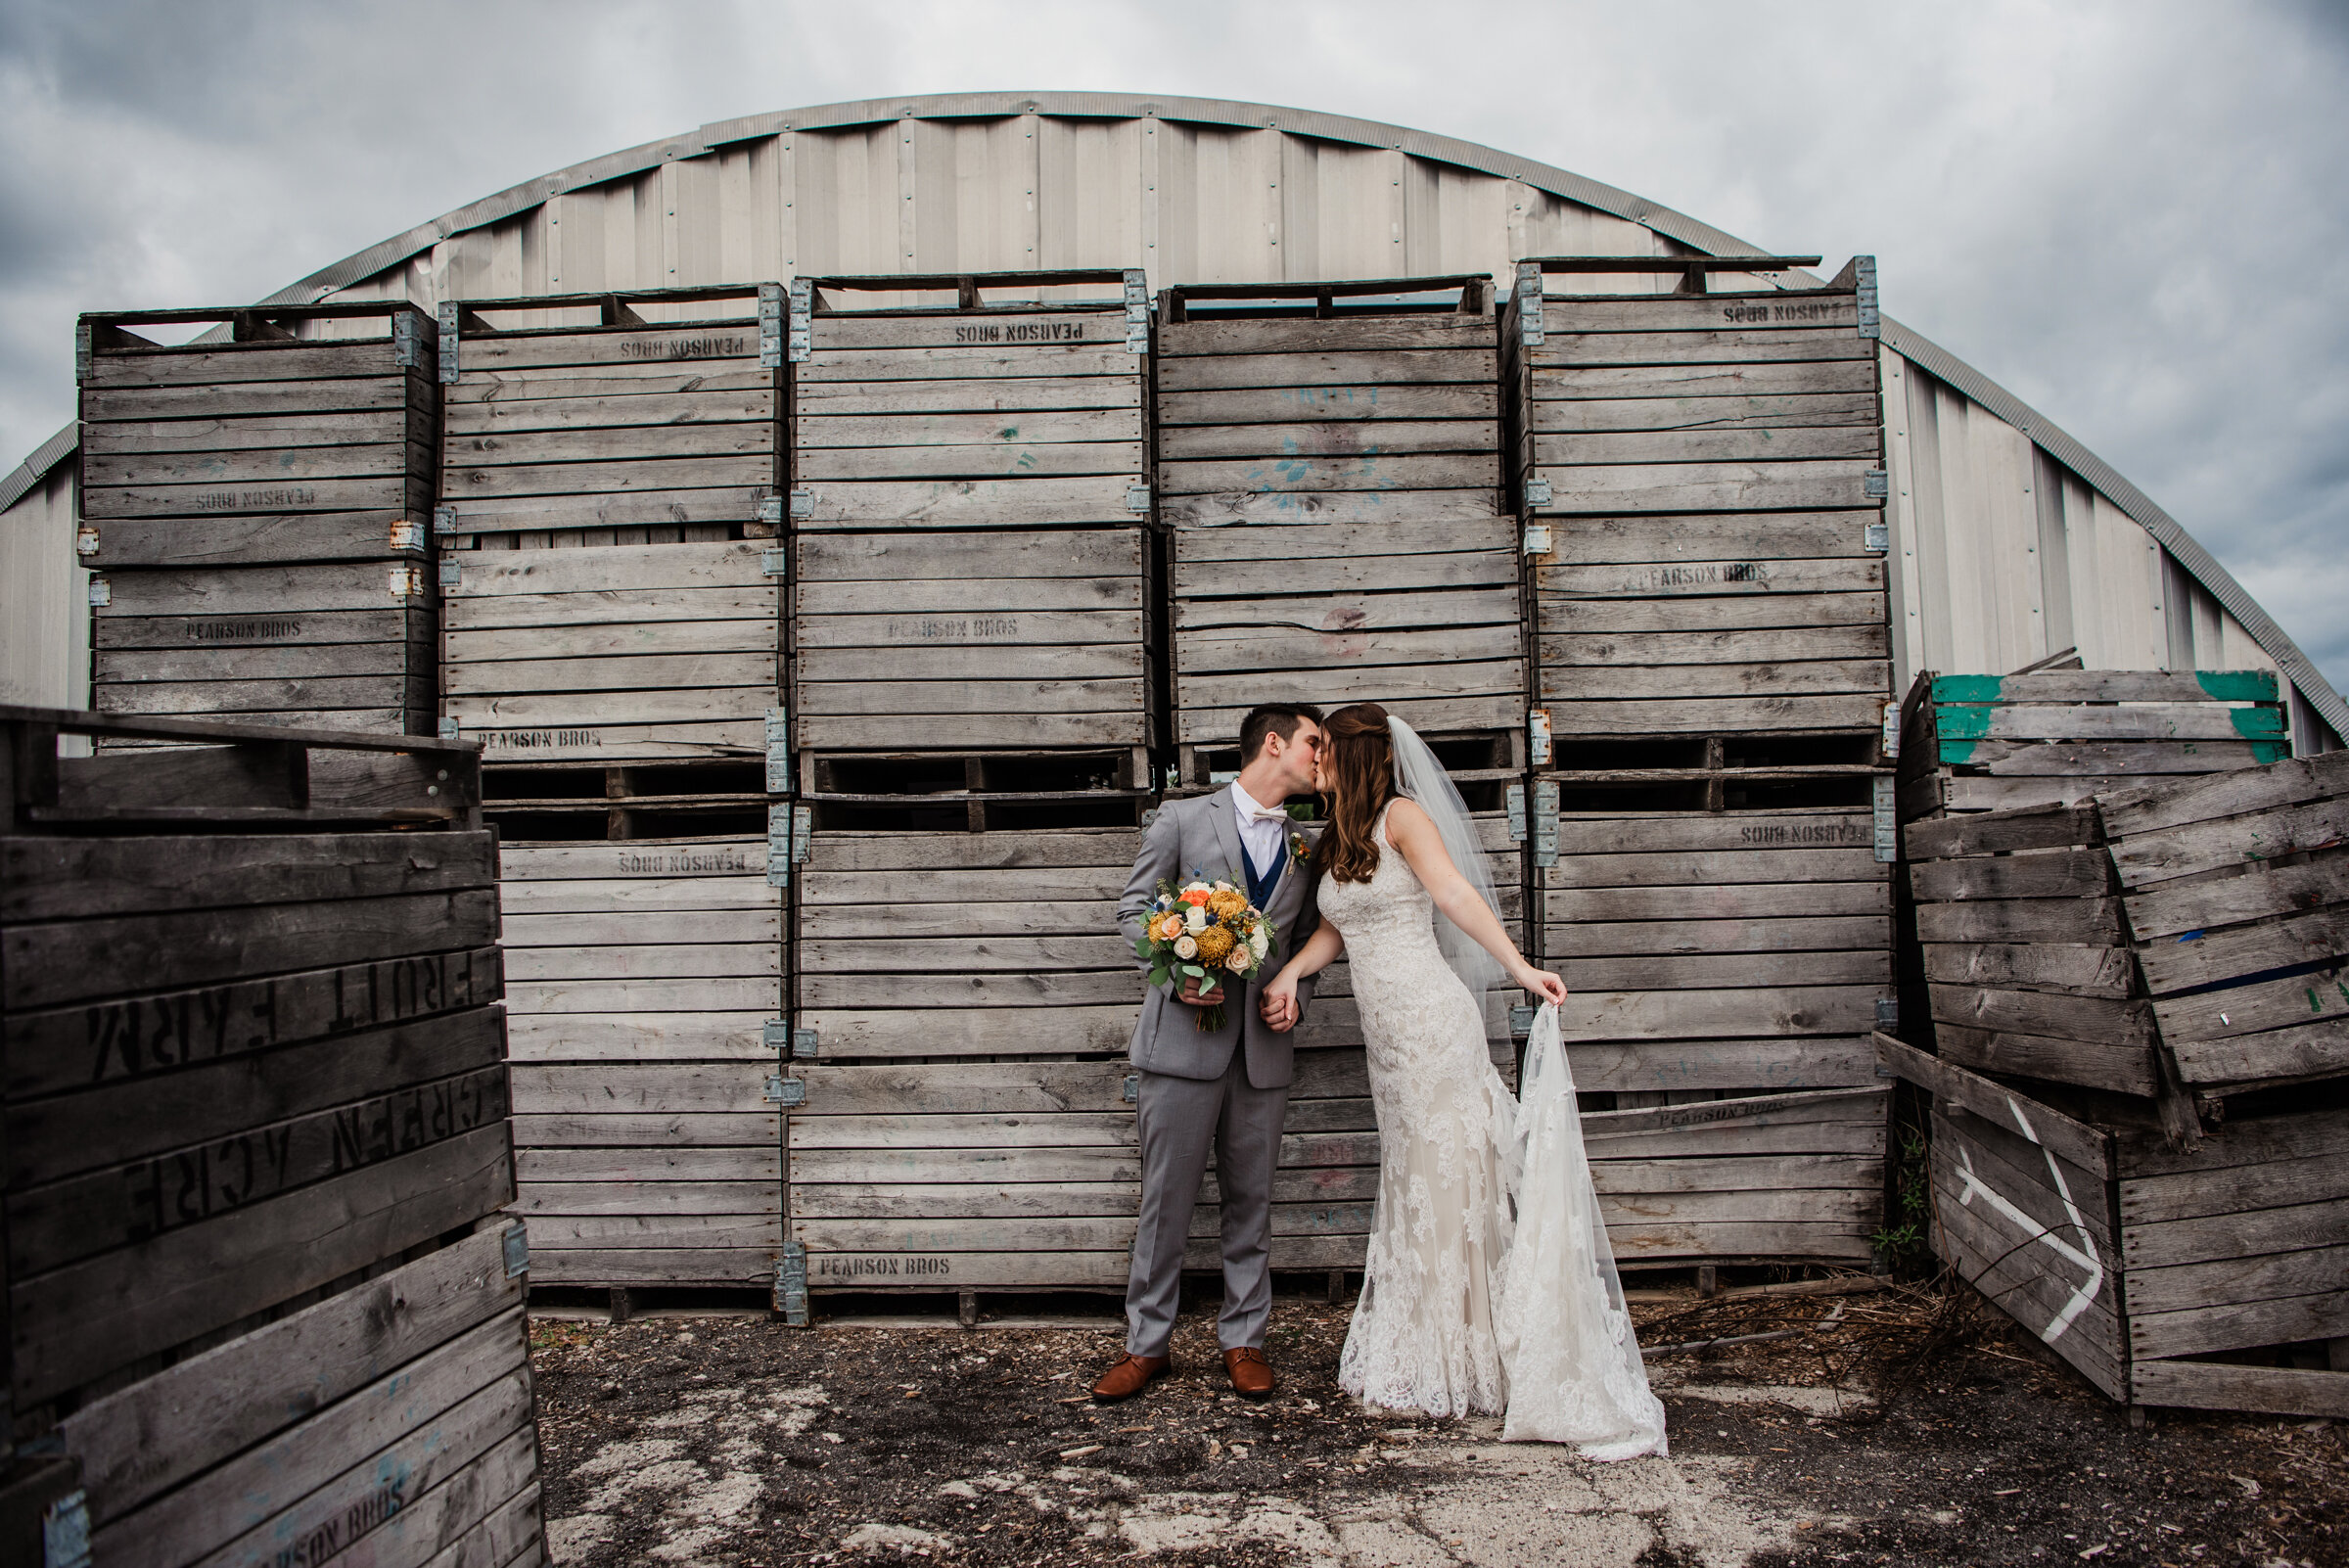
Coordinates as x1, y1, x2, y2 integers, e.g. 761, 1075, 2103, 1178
3, 91, 2339, 749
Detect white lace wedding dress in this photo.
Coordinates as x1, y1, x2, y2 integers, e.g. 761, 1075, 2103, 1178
1320, 802, 1667, 1458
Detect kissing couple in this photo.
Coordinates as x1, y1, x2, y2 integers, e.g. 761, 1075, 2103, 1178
1093, 700, 1667, 1456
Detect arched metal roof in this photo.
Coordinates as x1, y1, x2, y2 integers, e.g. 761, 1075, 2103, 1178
6, 90, 2339, 736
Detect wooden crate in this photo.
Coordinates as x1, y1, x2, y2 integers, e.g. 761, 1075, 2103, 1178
79, 302, 440, 737
2103, 747, 2349, 1096
500, 832, 785, 1289
1169, 515, 1527, 756
1906, 801, 2160, 1099
1539, 805, 1894, 1262
438, 285, 780, 544
0, 708, 542, 1566
791, 270, 1146, 530
793, 528, 1153, 754
1155, 278, 1500, 526
1882, 1035, 2349, 1418
443, 537, 783, 764
1897, 669, 2289, 821
1503, 255, 1881, 520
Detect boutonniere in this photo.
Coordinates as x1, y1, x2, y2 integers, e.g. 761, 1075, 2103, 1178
1288, 829, 1313, 864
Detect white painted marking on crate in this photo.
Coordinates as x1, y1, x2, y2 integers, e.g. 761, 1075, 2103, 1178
1954, 1096, 2104, 1344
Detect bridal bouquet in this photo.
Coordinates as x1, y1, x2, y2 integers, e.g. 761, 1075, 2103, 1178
1134, 873, 1276, 1032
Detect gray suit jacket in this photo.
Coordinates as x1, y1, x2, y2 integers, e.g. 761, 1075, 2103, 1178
1117, 788, 1318, 1088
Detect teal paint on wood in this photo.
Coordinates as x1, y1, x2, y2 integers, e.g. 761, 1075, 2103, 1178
1930, 674, 2004, 704
1934, 708, 1995, 742
2229, 707, 2288, 738
2193, 669, 2280, 701
2255, 740, 2293, 764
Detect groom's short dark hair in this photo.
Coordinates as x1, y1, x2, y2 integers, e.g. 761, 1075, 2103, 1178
1239, 703, 1325, 763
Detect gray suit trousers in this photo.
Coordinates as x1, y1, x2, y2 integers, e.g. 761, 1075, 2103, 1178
1125, 1055, 1291, 1357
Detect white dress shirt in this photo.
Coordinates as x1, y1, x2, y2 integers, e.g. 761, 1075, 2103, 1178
1229, 781, 1288, 880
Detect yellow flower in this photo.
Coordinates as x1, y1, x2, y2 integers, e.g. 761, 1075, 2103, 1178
1207, 888, 1249, 922
1193, 925, 1237, 967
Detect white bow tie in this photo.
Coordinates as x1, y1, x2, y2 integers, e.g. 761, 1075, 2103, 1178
1241, 805, 1292, 824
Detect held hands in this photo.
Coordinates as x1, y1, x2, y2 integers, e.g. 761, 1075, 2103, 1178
1259, 971, 1301, 1034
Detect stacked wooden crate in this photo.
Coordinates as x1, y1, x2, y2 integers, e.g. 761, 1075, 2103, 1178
1896, 668, 2291, 822
783, 273, 1158, 1311
78, 302, 439, 738
1887, 746, 2349, 1417
1152, 278, 1528, 1285
0, 707, 542, 1566
438, 286, 790, 1299
1503, 255, 1896, 1266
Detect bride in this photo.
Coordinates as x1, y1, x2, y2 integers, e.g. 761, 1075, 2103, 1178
1257, 703, 1668, 1457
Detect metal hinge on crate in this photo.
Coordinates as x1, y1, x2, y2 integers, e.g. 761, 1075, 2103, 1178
1532, 780, 1559, 867
764, 1075, 806, 1107
765, 708, 792, 793
1509, 1004, 1535, 1037
393, 309, 430, 369
1523, 477, 1552, 508
75, 526, 98, 558
1871, 775, 1899, 863
759, 496, 786, 536
1865, 469, 1889, 502
1123, 1074, 1140, 1104
766, 1020, 818, 1059
1875, 996, 1900, 1031
502, 1221, 530, 1279
1514, 260, 1544, 346
1853, 254, 1880, 340
766, 803, 812, 887
438, 559, 462, 588
389, 517, 425, 553
758, 282, 786, 368
389, 564, 428, 598
1123, 269, 1150, 353
1880, 700, 1902, 760
438, 717, 461, 741
1126, 484, 1152, 515
437, 300, 460, 384
434, 504, 459, 538
1139, 807, 1160, 831
1864, 519, 1890, 553
775, 1240, 809, 1325
43, 1490, 90, 1568
788, 489, 814, 520
1521, 523, 1552, 557
1505, 783, 1527, 843
787, 278, 813, 363
86, 576, 110, 608
1527, 709, 1552, 766
760, 547, 789, 578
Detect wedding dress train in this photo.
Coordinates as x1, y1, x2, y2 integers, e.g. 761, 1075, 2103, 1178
1320, 802, 1667, 1458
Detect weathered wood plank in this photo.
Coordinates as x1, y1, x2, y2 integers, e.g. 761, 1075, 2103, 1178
1161, 453, 1500, 495
2130, 1360, 2349, 1419
1555, 986, 1883, 1041
1158, 315, 1497, 356
1158, 348, 1498, 392
1160, 490, 1500, 527
1534, 392, 1879, 434
797, 441, 1144, 482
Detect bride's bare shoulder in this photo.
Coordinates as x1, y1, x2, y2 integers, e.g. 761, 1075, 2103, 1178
1384, 797, 1436, 837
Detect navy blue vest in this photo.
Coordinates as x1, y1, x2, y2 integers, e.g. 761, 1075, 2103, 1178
1244, 835, 1285, 911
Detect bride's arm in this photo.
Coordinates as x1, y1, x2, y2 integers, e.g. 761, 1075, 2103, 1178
1386, 799, 1569, 1006
1260, 917, 1343, 1034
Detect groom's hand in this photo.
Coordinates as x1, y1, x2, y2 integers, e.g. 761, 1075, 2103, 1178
1175, 975, 1222, 1006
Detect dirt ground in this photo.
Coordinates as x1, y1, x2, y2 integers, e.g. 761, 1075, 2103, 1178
527, 1278, 2345, 1568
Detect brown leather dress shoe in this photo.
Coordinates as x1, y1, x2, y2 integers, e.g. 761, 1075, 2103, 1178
1092, 1353, 1172, 1402
1224, 1346, 1276, 1400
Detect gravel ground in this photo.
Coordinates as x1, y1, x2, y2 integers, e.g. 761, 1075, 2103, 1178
528, 1279, 2345, 1567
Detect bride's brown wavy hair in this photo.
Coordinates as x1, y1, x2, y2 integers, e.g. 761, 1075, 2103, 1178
1317, 703, 1396, 885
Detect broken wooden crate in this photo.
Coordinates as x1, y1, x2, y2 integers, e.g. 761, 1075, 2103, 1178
792, 527, 1154, 761
500, 826, 789, 1291
79, 300, 440, 736
438, 284, 782, 545
1155, 277, 1501, 527
1903, 745, 2348, 1105
789, 270, 1148, 530
1881, 1034, 2349, 1419
442, 537, 784, 765
0, 707, 542, 1566
1540, 803, 1895, 1263
1896, 669, 2289, 821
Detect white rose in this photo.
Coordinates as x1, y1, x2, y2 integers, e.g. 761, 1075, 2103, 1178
1249, 928, 1269, 958
1185, 905, 1208, 933
1174, 935, 1198, 959
1224, 950, 1251, 974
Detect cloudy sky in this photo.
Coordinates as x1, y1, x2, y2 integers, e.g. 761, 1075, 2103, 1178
4, 0, 2344, 690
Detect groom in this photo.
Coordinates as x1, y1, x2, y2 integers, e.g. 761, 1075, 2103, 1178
1093, 702, 1325, 1404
